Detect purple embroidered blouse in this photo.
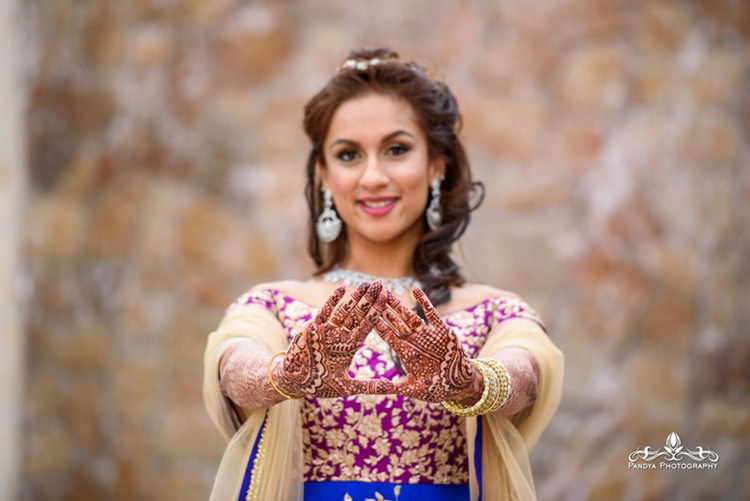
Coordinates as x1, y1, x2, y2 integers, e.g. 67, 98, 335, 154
229, 288, 543, 485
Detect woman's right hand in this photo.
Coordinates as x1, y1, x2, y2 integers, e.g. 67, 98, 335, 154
272, 281, 392, 399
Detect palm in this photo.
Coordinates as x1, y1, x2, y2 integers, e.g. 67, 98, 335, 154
277, 282, 392, 398
374, 288, 474, 402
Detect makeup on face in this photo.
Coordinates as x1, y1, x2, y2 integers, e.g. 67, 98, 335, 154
319, 93, 440, 245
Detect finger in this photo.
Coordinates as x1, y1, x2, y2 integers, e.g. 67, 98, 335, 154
412, 286, 443, 327
329, 281, 370, 328
342, 281, 383, 332
316, 286, 347, 324
381, 300, 414, 340
384, 293, 426, 336
373, 315, 405, 350
347, 377, 397, 396
348, 289, 385, 347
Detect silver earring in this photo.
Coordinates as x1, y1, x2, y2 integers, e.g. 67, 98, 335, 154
426, 178, 443, 230
316, 189, 342, 242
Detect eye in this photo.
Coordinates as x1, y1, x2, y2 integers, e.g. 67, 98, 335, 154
386, 143, 411, 156
336, 149, 360, 163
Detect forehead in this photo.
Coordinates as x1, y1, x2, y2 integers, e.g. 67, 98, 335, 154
326, 92, 423, 143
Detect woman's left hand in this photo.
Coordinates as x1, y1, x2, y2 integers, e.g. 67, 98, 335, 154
373, 287, 482, 403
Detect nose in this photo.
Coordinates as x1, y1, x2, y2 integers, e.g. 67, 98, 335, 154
358, 155, 389, 190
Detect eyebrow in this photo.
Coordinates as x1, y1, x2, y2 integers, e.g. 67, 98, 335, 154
328, 130, 416, 151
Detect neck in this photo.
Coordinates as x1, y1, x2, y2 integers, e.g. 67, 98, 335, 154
341, 230, 420, 278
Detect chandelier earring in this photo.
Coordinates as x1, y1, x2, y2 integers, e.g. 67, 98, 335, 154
426, 177, 443, 231
316, 188, 343, 243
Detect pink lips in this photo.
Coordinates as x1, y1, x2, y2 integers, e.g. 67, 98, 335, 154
357, 197, 399, 217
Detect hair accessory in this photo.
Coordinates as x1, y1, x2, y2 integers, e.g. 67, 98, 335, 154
336, 55, 399, 73
268, 351, 302, 400
426, 177, 443, 230
322, 266, 421, 295
316, 189, 343, 243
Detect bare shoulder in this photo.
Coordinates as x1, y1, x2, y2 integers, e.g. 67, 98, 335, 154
448, 283, 522, 309
249, 278, 339, 307
249, 279, 306, 296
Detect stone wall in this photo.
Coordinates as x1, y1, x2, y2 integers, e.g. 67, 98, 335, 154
21, 0, 749, 499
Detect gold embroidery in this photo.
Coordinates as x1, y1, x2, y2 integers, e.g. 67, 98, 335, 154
245, 412, 269, 501
243, 290, 544, 484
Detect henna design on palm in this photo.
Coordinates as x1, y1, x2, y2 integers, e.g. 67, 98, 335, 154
372, 288, 478, 403
273, 281, 394, 398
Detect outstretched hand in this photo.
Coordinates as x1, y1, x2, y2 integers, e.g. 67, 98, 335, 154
273, 281, 393, 399
372, 287, 479, 403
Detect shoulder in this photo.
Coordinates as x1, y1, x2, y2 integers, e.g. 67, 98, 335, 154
447, 283, 545, 328
247, 278, 339, 308
461, 283, 548, 331
448, 282, 522, 309
226, 280, 303, 308
225, 280, 309, 317
248, 279, 307, 296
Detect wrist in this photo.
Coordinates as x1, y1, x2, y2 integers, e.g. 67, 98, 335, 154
269, 353, 303, 400
453, 365, 485, 406
442, 359, 511, 417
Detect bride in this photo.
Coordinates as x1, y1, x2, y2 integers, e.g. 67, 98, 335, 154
203, 48, 564, 501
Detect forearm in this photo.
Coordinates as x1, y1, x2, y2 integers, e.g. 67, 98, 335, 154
489, 347, 539, 415
219, 341, 288, 409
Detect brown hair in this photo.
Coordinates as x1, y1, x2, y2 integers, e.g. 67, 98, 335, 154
303, 48, 484, 307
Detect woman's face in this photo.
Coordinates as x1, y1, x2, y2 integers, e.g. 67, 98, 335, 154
319, 92, 443, 247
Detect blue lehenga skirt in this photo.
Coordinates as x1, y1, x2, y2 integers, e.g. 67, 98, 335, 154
303, 481, 469, 500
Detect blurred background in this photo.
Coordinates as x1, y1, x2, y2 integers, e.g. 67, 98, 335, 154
1, 0, 748, 499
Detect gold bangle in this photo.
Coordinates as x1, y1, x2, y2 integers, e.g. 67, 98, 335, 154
267, 351, 302, 400
481, 358, 512, 411
474, 359, 503, 413
474, 359, 501, 414
442, 360, 499, 417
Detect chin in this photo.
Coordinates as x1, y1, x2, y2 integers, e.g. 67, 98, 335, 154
353, 223, 425, 245
358, 230, 404, 243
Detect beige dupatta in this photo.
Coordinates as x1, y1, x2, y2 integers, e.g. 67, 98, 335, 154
203, 303, 304, 500
466, 318, 565, 500
204, 303, 563, 500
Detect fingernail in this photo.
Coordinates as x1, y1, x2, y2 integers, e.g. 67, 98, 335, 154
357, 281, 369, 290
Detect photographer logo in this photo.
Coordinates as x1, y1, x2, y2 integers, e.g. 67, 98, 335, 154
628, 432, 719, 470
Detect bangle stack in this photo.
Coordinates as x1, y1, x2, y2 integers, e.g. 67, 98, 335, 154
267, 351, 303, 400
442, 358, 512, 417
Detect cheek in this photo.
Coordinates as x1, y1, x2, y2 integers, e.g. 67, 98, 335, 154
326, 169, 359, 201
396, 169, 430, 205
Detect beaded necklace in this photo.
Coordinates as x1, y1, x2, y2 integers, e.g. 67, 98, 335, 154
321, 266, 422, 295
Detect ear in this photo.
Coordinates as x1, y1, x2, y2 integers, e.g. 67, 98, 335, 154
428, 156, 446, 182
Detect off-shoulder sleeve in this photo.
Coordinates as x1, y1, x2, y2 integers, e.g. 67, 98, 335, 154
488, 296, 547, 333
225, 288, 278, 316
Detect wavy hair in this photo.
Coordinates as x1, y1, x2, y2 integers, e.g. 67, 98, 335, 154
303, 48, 484, 307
